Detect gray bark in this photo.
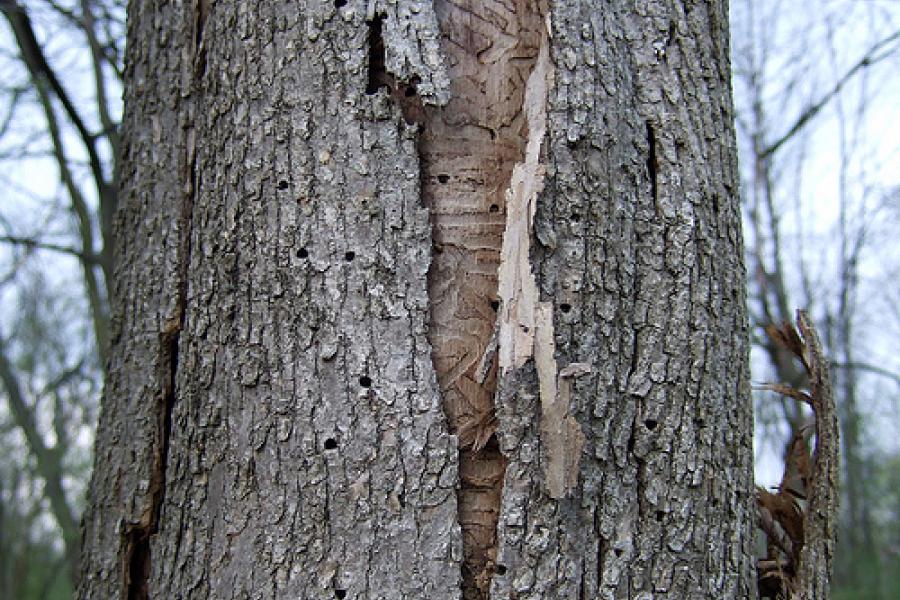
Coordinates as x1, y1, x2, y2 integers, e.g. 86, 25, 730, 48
79, 1, 754, 599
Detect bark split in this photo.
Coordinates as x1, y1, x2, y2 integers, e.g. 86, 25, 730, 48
122, 126, 195, 600
384, 1, 558, 597
122, 5, 203, 594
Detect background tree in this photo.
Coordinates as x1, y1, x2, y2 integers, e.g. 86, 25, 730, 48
78, 0, 754, 598
730, 0, 900, 595
0, 0, 122, 593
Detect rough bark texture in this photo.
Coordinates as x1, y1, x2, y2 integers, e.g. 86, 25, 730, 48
81, 1, 461, 598
79, 1, 754, 599
489, 1, 755, 597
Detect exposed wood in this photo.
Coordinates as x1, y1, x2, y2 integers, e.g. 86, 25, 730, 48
420, 1, 546, 596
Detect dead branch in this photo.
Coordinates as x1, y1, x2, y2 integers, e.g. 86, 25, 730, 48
756, 311, 839, 599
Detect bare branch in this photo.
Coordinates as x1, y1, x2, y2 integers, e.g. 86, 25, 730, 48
36, 357, 87, 400
762, 28, 900, 159
0, 85, 26, 139
0, 234, 103, 264
831, 361, 900, 387
1, 0, 117, 250
0, 328, 80, 577
27, 61, 111, 365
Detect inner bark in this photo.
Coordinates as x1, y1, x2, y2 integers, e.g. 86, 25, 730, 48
418, 1, 544, 598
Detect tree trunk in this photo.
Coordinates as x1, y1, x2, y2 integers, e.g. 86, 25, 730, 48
79, 1, 754, 599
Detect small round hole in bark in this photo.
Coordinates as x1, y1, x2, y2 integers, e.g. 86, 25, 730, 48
297, 247, 309, 259
614, 548, 623, 557
333, 0, 347, 7
656, 510, 664, 522
560, 302, 572, 313
277, 180, 289, 190
359, 375, 372, 388
334, 591, 347, 599
489, 204, 499, 213
324, 438, 338, 450
570, 212, 581, 222
404, 86, 416, 97
437, 174, 450, 184
490, 300, 500, 311
644, 419, 658, 431
495, 564, 507, 575
344, 251, 355, 262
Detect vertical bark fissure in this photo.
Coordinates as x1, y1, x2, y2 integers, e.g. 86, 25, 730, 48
366, 14, 389, 95
645, 121, 658, 203
123, 130, 195, 600
122, 5, 203, 595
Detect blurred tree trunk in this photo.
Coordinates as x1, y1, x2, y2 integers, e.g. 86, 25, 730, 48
79, 1, 754, 598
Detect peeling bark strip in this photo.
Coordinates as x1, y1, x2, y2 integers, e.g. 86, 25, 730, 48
489, 14, 586, 499
534, 305, 589, 499
496, 23, 552, 373
421, 1, 545, 597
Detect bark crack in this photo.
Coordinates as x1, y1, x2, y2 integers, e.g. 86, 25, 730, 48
366, 14, 389, 95
123, 47, 198, 599
646, 121, 658, 203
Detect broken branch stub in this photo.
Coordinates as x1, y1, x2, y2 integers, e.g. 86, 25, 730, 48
756, 310, 839, 600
